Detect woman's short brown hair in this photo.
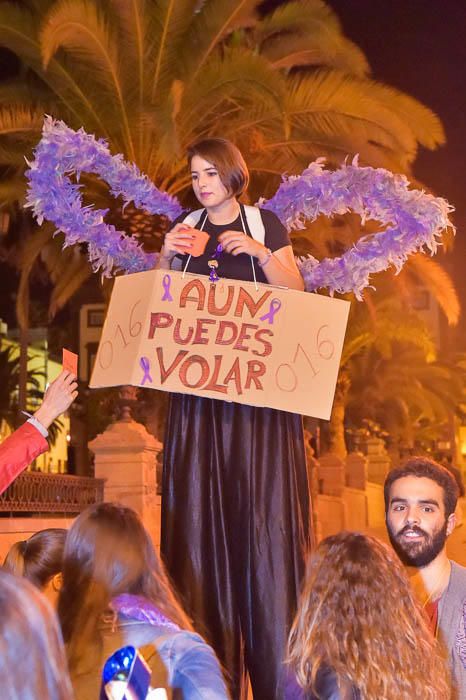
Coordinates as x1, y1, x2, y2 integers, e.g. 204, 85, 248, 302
187, 137, 249, 197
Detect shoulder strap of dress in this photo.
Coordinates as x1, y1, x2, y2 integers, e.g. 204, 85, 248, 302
182, 209, 205, 227
243, 205, 265, 244
183, 206, 265, 244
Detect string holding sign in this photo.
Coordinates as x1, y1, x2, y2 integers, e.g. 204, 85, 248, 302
25, 119, 454, 299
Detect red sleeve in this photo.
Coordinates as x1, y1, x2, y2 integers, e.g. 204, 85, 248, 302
0, 423, 48, 495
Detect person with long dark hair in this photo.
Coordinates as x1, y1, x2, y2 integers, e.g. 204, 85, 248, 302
58, 502, 228, 699
156, 138, 312, 699
0, 569, 73, 700
3, 527, 66, 607
287, 532, 449, 700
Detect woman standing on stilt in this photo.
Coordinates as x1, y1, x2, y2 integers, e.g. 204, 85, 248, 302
157, 138, 313, 700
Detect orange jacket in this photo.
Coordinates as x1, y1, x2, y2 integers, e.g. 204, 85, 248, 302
0, 422, 48, 495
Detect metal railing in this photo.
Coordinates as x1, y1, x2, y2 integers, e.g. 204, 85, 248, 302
0, 472, 105, 514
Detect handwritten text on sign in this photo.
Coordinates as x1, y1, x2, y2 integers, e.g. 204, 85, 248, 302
90, 270, 350, 419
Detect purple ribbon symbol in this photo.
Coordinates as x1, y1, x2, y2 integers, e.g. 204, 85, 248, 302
259, 298, 282, 325
140, 356, 153, 385
161, 274, 173, 301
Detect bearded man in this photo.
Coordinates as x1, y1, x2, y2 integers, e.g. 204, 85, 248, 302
385, 457, 466, 699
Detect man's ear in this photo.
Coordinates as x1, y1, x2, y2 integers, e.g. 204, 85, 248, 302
446, 512, 456, 536
52, 572, 63, 592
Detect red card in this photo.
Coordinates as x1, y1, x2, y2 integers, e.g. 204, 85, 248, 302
175, 226, 210, 257
189, 229, 210, 257
62, 348, 78, 375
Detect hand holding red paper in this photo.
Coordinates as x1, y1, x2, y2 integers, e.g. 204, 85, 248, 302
33, 370, 78, 429
162, 224, 209, 258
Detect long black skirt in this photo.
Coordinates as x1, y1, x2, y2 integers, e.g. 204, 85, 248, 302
161, 393, 313, 700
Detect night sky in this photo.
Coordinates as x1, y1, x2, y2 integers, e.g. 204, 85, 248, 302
327, 0, 466, 339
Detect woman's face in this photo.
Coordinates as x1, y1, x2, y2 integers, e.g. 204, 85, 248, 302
190, 155, 231, 209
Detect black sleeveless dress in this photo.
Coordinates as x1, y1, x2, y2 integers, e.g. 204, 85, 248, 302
161, 205, 313, 700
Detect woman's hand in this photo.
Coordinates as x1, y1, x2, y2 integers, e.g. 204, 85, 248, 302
161, 223, 196, 259
33, 370, 78, 430
218, 230, 269, 263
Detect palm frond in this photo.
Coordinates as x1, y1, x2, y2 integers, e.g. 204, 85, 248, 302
265, 37, 368, 77
16, 223, 54, 329
250, 126, 407, 173
0, 105, 45, 138
256, 0, 341, 42
48, 258, 92, 318
109, 0, 149, 160
340, 331, 373, 366
181, 48, 284, 124
110, 0, 146, 94
148, 0, 196, 100
40, 0, 136, 158
0, 81, 51, 108
402, 255, 460, 326
0, 105, 45, 167
0, 177, 27, 206
148, 48, 284, 177
283, 71, 419, 161
256, 0, 369, 76
351, 75, 445, 150
182, 0, 259, 81
0, 3, 108, 133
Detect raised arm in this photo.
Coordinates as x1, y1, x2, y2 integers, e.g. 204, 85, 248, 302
0, 370, 78, 494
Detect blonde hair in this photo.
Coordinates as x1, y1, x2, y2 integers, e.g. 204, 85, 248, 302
0, 570, 72, 700
288, 532, 449, 700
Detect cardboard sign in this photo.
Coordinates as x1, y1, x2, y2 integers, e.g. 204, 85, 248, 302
62, 348, 78, 375
90, 270, 350, 419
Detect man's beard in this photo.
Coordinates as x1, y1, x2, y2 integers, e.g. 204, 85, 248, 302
387, 520, 448, 568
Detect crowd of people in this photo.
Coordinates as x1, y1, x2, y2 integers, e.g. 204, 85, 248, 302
0, 448, 465, 699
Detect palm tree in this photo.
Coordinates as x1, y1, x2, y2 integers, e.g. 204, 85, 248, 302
0, 0, 448, 322
324, 293, 439, 457
0, 345, 42, 428
344, 345, 466, 455
322, 285, 465, 458
0, 1, 459, 461
0, 343, 64, 444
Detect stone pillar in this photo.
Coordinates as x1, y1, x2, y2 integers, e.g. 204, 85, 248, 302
366, 437, 391, 485
304, 430, 322, 544
89, 409, 163, 548
346, 452, 368, 490
318, 453, 345, 497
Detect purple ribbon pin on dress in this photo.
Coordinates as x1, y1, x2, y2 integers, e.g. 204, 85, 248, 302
259, 298, 282, 325
161, 274, 173, 301
140, 357, 153, 385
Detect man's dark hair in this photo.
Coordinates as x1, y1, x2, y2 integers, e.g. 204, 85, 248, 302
384, 456, 459, 517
